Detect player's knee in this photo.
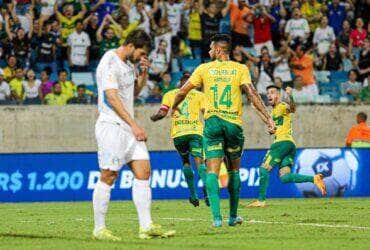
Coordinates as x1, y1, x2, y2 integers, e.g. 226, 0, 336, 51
100, 170, 119, 186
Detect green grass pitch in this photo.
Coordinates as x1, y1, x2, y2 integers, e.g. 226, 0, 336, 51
1, 198, 370, 249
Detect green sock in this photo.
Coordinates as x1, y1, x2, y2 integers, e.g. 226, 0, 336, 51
183, 166, 197, 200
258, 167, 270, 201
206, 173, 221, 221
280, 173, 314, 183
227, 170, 241, 218
197, 164, 207, 188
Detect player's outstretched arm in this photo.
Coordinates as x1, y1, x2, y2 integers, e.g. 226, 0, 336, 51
243, 84, 275, 133
285, 87, 296, 113
105, 89, 147, 141
172, 81, 196, 114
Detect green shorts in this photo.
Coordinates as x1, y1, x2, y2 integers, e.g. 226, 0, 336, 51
203, 116, 244, 160
263, 140, 296, 168
173, 134, 203, 158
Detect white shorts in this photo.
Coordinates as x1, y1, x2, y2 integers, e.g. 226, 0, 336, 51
95, 120, 149, 171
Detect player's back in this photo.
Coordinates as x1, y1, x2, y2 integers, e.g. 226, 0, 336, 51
96, 49, 136, 126
272, 102, 294, 143
162, 89, 205, 138
188, 60, 251, 126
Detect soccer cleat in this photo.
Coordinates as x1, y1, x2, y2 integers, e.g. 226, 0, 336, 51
213, 219, 222, 228
246, 200, 267, 208
228, 216, 243, 226
189, 197, 200, 207
139, 224, 176, 239
93, 228, 121, 241
314, 174, 327, 196
203, 187, 210, 207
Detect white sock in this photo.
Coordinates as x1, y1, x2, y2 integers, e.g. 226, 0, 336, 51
93, 180, 111, 233
132, 178, 152, 230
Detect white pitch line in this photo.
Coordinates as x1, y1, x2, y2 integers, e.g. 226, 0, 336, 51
159, 217, 370, 231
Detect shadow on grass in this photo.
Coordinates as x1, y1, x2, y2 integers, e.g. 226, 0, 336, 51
0, 232, 91, 242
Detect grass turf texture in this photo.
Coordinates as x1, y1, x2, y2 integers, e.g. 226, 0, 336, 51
1, 198, 370, 249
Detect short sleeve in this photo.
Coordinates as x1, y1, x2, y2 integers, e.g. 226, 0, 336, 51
101, 62, 119, 90
240, 64, 252, 86
161, 91, 172, 108
188, 64, 204, 88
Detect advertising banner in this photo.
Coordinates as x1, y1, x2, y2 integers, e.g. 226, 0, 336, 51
0, 148, 369, 202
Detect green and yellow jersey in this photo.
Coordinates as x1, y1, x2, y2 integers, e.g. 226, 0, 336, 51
272, 102, 295, 143
161, 89, 205, 138
57, 13, 84, 43
188, 60, 252, 126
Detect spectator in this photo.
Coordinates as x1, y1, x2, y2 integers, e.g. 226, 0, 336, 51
255, 50, 275, 100
159, 72, 174, 95
44, 82, 68, 105
57, 69, 76, 100
359, 76, 370, 103
313, 16, 336, 56
35, 21, 57, 76
162, 0, 190, 38
349, 18, 367, 59
345, 112, 370, 147
290, 43, 319, 95
83, 13, 100, 70
0, 69, 11, 104
188, 0, 203, 58
39, 67, 54, 101
292, 75, 319, 103
89, 0, 117, 25
200, 0, 229, 60
68, 84, 91, 104
229, 0, 252, 48
149, 39, 169, 83
270, 0, 284, 47
5, 14, 33, 68
251, 4, 275, 56
285, 8, 310, 43
327, 0, 346, 35
301, 0, 323, 32
2, 55, 17, 82
22, 69, 41, 104
9, 67, 24, 103
54, 0, 87, 45
358, 38, 370, 81
39, 0, 57, 25
322, 44, 343, 71
67, 19, 91, 72
129, 0, 158, 35
151, 16, 172, 63
96, 16, 119, 57
341, 69, 362, 100
338, 20, 351, 54
107, 14, 141, 45
272, 40, 293, 88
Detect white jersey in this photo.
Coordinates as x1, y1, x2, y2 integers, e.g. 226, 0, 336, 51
96, 50, 136, 127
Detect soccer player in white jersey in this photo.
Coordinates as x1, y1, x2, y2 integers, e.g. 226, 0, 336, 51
93, 30, 175, 240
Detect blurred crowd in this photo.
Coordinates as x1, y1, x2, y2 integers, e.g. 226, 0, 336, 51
0, 0, 369, 105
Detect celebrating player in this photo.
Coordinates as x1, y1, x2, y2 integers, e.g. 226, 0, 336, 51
247, 85, 327, 208
93, 30, 175, 240
171, 34, 275, 227
150, 72, 209, 207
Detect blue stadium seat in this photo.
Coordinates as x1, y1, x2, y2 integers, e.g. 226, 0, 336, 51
319, 81, 341, 102
182, 58, 201, 72
330, 71, 348, 83
170, 72, 183, 86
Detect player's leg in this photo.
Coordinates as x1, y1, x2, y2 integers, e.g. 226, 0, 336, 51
93, 169, 121, 240
174, 136, 199, 206
93, 121, 123, 241
189, 134, 209, 206
204, 117, 225, 226
278, 142, 327, 195
224, 121, 244, 225
129, 143, 175, 239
